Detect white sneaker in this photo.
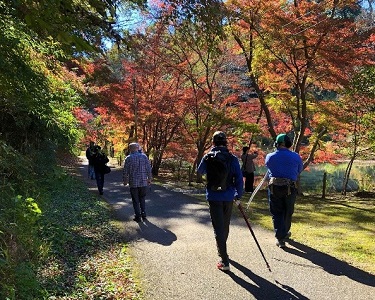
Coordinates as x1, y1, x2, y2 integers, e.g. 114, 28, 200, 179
217, 261, 230, 271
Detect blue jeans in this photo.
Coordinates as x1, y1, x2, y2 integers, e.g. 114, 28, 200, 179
88, 164, 95, 179
208, 200, 233, 265
268, 185, 297, 240
130, 186, 147, 218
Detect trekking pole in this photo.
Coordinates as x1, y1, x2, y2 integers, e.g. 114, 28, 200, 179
236, 201, 272, 272
245, 171, 268, 211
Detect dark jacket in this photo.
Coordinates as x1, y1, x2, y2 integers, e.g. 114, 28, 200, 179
92, 151, 109, 173
241, 152, 258, 173
86, 146, 96, 166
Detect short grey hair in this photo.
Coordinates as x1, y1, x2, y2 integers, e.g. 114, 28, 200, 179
129, 143, 139, 153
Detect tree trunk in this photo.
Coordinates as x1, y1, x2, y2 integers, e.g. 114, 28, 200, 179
322, 172, 327, 199
342, 157, 355, 195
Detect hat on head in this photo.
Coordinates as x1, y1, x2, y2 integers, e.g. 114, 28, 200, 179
275, 133, 292, 148
212, 131, 227, 146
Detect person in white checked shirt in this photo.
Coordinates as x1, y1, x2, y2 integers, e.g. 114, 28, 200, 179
123, 143, 152, 222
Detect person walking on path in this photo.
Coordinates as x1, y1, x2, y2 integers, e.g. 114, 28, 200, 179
198, 131, 244, 272
123, 143, 152, 222
92, 145, 110, 195
265, 133, 303, 248
241, 145, 258, 193
86, 141, 96, 180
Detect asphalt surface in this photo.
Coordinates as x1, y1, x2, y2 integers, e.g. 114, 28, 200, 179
79, 158, 374, 300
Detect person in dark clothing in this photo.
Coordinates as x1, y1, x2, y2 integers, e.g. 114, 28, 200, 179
198, 131, 243, 272
86, 141, 96, 180
92, 146, 109, 195
241, 145, 258, 193
265, 133, 303, 248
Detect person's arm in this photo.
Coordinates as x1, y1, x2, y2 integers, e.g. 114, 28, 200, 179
197, 156, 207, 175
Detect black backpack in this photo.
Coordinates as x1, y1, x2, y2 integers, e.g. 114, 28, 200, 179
205, 150, 233, 191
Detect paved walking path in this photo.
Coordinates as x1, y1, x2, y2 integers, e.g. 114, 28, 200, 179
80, 158, 374, 300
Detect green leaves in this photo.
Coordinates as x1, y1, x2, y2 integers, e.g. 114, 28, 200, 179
2, 0, 125, 54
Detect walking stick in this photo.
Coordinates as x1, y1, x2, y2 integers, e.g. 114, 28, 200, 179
236, 201, 272, 272
245, 171, 268, 211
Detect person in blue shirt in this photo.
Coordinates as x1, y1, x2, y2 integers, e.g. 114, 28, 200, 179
123, 143, 152, 222
198, 131, 243, 271
265, 133, 303, 248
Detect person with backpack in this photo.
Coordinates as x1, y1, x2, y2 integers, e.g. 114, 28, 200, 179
241, 145, 258, 193
92, 145, 110, 195
265, 133, 303, 248
197, 131, 243, 272
123, 143, 152, 222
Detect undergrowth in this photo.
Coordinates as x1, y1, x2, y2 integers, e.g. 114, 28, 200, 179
36, 168, 143, 299
0, 148, 142, 300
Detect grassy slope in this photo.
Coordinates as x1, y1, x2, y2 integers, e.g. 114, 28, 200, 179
37, 167, 142, 299
239, 191, 375, 275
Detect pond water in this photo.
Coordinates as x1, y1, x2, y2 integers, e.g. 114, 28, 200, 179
256, 161, 375, 193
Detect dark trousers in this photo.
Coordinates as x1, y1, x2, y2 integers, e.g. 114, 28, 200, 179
244, 172, 255, 192
208, 200, 233, 265
130, 186, 147, 217
268, 185, 297, 240
94, 171, 104, 194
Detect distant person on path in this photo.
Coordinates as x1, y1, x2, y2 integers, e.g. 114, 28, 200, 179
109, 144, 115, 158
198, 131, 243, 272
265, 133, 303, 248
123, 143, 152, 222
86, 141, 96, 180
241, 145, 258, 193
92, 145, 109, 195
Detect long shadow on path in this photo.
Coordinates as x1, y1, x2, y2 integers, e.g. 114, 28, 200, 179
101, 167, 209, 246
133, 219, 177, 246
284, 239, 375, 287
228, 259, 309, 300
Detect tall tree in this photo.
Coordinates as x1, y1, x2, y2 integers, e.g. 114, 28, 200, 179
131, 28, 189, 175
338, 66, 375, 194
225, 0, 375, 168
153, 1, 259, 179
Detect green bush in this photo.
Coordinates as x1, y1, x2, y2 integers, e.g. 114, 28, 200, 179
0, 196, 44, 300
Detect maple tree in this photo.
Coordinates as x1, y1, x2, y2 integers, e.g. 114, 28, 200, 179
128, 28, 190, 175
148, 2, 259, 178
77, 26, 190, 175
224, 0, 375, 168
